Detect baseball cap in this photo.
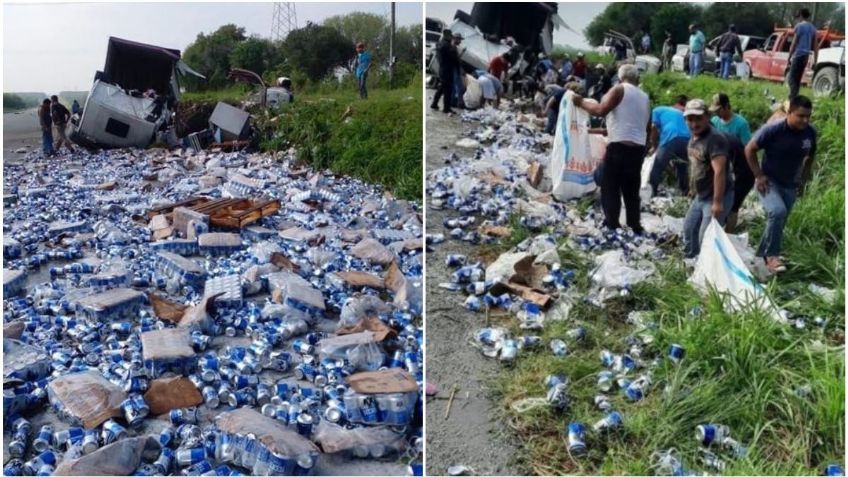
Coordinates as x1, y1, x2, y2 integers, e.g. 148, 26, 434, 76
683, 99, 707, 117
708, 93, 730, 112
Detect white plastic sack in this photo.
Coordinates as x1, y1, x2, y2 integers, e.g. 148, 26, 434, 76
735, 62, 750, 80
690, 219, 782, 321
640, 153, 655, 203
550, 91, 606, 201
463, 74, 483, 110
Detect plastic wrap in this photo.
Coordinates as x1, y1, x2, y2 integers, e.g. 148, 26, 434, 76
339, 295, 393, 327
313, 420, 407, 456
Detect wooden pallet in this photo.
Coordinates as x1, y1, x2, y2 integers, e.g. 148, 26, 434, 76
209, 199, 281, 229
148, 196, 280, 230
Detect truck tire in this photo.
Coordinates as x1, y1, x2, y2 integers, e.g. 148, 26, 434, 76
812, 66, 840, 97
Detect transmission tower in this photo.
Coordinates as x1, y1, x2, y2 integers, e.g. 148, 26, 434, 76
271, 3, 297, 42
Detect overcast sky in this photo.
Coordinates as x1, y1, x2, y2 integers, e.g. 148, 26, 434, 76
3, 2, 422, 93
426, 2, 609, 51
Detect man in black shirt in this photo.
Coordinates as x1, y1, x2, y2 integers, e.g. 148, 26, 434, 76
715, 24, 743, 79
50, 95, 75, 154
430, 29, 460, 115
682, 99, 734, 258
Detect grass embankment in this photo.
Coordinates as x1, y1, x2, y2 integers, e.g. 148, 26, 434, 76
180, 76, 422, 201
488, 73, 844, 475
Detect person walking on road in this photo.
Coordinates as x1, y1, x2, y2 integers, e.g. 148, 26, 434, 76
647, 95, 690, 196
787, 8, 818, 100
38, 98, 55, 157
71, 99, 81, 116
682, 98, 734, 258
744, 95, 816, 273
709, 93, 753, 232
50, 95, 74, 154
715, 24, 743, 79
573, 64, 650, 234
688, 24, 706, 77
354, 42, 372, 99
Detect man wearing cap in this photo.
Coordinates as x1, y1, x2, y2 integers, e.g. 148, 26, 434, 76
744, 95, 816, 273
647, 95, 690, 196
709, 93, 753, 232
573, 64, 650, 234
354, 42, 371, 99
682, 98, 734, 258
431, 29, 459, 114
715, 24, 743, 79
688, 24, 706, 77
590, 64, 612, 102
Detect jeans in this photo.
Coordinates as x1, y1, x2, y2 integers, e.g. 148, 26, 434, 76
788, 54, 808, 100
41, 128, 54, 155
545, 108, 557, 135
649, 137, 689, 195
719, 51, 734, 79
683, 189, 734, 258
601, 142, 646, 233
690, 51, 703, 76
431, 73, 455, 112
358, 72, 368, 99
756, 183, 797, 258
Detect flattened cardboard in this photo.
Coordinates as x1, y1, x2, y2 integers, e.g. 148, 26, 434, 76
144, 377, 203, 415
270, 252, 299, 271
47, 371, 126, 429
140, 327, 194, 361
480, 224, 511, 237
216, 408, 319, 456
336, 317, 397, 342
350, 238, 394, 265
528, 162, 543, 187
149, 293, 188, 323
334, 271, 384, 289
346, 368, 417, 394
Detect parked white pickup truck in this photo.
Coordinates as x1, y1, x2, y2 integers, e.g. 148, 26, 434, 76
812, 40, 845, 97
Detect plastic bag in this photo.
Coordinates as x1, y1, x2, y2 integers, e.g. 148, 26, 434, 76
550, 90, 606, 201
248, 241, 283, 264
318, 333, 385, 371
690, 219, 782, 321
339, 295, 392, 327
56, 436, 160, 476
591, 250, 655, 289
640, 153, 656, 203
313, 420, 407, 456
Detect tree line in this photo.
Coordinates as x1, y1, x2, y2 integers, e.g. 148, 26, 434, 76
181, 12, 422, 91
584, 2, 845, 51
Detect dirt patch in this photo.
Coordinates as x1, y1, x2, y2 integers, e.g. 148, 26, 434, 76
425, 97, 521, 476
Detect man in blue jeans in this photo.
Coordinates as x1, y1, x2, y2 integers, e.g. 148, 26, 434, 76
38, 98, 55, 157
787, 8, 818, 100
714, 24, 743, 79
682, 99, 734, 258
688, 24, 706, 77
744, 95, 816, 273
354, 42, 371, 99
648, 95, 690, 196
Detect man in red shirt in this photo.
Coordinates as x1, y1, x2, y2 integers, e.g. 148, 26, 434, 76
488, 53, 510, 83
572, 52, 587, 79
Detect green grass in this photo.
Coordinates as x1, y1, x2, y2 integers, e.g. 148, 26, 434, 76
181, 85, 251, 103
487, 73, 844, 475
255, 76, 422, 200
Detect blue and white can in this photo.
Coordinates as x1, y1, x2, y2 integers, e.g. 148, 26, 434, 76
668, 344, 685, 363
567, 422, 587, 455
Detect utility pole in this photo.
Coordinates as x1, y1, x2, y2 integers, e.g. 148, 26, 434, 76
389, 2, 396, 85
811, 2, 818, 26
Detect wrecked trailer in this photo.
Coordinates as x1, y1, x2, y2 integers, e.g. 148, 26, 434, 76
428, 3, 572, 86
70, 36, 204, 149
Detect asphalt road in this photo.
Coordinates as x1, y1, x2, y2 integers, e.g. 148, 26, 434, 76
424, 97, 520, 476
3, 108, 41, 161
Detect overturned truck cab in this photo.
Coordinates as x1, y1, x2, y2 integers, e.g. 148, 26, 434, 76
71, 37, 204, 149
